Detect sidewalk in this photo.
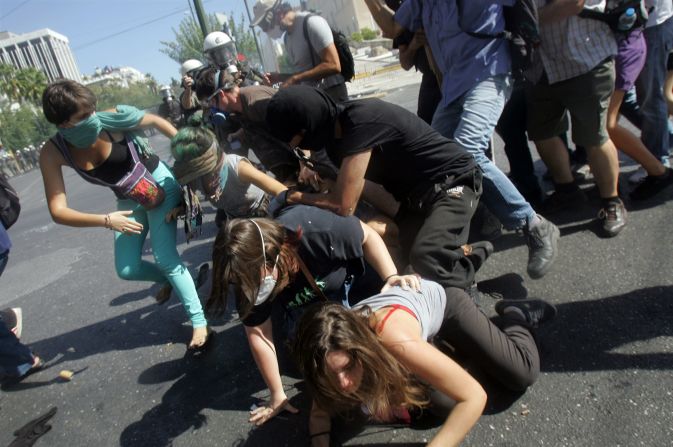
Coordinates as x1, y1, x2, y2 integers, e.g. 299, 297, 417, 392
347, 63, 423, 98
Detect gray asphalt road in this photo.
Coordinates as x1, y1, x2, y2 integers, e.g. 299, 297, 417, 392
1, 84, 672, 447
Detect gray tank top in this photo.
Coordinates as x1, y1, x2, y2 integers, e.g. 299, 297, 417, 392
353, 279, 446, 341
209, 154, 266, 217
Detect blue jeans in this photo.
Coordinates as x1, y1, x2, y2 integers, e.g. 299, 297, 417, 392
114, 162, 206, 328
632, 15, 673, 163
431, 74, 536, 229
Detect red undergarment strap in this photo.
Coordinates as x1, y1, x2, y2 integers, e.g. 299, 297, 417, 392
376, 304, 417, 334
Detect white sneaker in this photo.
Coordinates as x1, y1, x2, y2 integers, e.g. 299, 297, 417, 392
629, 167, 647, 184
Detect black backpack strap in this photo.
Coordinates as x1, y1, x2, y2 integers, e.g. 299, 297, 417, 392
302, 14, 318, 68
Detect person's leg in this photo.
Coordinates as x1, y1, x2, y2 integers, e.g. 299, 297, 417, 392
635, 16, 673, 163
113, 199, 166, 283
417, 72, 442, 125
0, 249, 8, 277
0, 315, 35, 378
146, 163, 207, 335
405, 181, 479, 290
608, 90, 666, 176
430, 96, 463, 144
440, 74, 537, 229
435, 287, 540, 391
565, 59, 620, 200
496, 84, 543, 203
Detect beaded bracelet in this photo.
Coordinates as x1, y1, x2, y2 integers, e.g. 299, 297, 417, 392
104, 214, 111, 230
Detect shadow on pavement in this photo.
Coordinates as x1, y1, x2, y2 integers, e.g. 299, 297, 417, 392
540, 285, 673, 372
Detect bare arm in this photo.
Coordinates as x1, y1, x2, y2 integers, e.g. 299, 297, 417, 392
360, 221, 420, 291
287, 150, 371, 216
309, 400, 331, 447
363, 0, 405, 38
361, 180, 399, 218
539, 0, 585, 24
137, 113, 177, 139
180, 75, 195, 109
284, 43, 341, 87
237, 159, 287, 196
39, 143, 143, 233
379, 313, 487, 447
245, 319, 298, 425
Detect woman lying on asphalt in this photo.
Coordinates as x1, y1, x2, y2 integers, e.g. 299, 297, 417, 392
207, 204, 420, 425
294, 280, 557, 447
39, 80, 209, 349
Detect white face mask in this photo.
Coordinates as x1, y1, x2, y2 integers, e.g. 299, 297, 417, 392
249, 219, 279, 306
266, 25, 284, 40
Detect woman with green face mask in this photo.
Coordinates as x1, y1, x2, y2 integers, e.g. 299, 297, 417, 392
39, 79, 209, 350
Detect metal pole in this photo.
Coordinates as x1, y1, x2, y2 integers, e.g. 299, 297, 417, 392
243, 0, 266, 71
192, 0, 210, 39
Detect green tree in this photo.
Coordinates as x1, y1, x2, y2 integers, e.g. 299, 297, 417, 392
14, 67, 47, 104
351, 31, 363, 43
160, 12, 260, 67
0, 64, 46, 105
87, 79, 162, 111
160, 15, 220, 65
0, 104, 55, 151
361, 27, 378, 40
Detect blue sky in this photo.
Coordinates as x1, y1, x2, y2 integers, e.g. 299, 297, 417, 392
0, 0, 275, 86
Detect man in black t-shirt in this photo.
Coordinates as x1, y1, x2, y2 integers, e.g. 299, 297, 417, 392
266, 86, 487, 290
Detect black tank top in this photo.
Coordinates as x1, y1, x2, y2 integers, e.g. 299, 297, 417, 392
84, 131, 159, 184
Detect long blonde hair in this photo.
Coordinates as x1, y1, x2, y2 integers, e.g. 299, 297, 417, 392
293, 302, 428, 419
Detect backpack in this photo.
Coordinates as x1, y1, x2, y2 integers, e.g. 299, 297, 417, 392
578, 0, 650, 34
0, 173, 20, 229
303, 14, 355, 83
456, 0, 541, 81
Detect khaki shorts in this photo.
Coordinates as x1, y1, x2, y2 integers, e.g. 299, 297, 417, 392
526, 58, 615, 147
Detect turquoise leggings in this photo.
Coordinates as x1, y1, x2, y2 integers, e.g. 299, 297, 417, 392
113, 161, 207, 328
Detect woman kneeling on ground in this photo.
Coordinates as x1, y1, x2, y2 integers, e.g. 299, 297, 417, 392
208, 204, 420, 425
39, 80, 208, 349
294, 280, 557, 446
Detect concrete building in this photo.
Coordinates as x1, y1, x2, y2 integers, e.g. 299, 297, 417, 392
82, 66, 146, 88
0, 29, 81, 82
304, 0, 380, 37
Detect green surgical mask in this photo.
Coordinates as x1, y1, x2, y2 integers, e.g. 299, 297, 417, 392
59, 112, 103, 148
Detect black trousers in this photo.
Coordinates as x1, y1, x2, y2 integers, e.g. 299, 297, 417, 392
395, 170, 482, 290
435, 287, 540, 391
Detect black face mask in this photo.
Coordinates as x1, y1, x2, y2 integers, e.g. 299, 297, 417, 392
266, 85, 341, 151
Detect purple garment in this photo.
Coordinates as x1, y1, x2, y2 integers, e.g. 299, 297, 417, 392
394, 0, 513, 107
615, 30, 647, 91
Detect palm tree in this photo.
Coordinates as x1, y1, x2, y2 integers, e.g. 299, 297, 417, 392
0, 64, 20, 104
15, 67, 47, 105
